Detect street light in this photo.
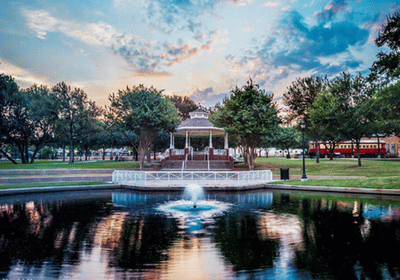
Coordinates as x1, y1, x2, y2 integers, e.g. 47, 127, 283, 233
300, 120, 308, 181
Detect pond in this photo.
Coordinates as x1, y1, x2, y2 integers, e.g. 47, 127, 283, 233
0, 189, 400, 279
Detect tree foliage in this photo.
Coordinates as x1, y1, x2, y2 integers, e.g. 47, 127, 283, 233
210, 79, 280, 170
167, 95, 198, 120
283, 76, 328, 163
0, 75, 59, 164
372, 81, 400, 137
370, 12, 400, 81
52, 82, 102, 164
271, 126, 302, 159
108, 85, 180, 169
309, 73, 373, 166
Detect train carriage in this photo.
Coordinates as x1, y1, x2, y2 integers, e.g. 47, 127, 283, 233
309, 140, 386, 158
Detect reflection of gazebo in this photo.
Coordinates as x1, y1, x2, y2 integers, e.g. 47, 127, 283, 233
163, 109, 233, 170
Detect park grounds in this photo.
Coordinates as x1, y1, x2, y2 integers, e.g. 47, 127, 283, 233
0, 157, 399, 193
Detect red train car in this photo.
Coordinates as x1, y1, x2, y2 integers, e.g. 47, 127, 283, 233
309, 140, 386, 158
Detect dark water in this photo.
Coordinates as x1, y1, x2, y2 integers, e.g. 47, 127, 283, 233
1, 189, 400, 280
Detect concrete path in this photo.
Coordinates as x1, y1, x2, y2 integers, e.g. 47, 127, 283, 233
0, 175, 112, 185
0, 169, 114, 185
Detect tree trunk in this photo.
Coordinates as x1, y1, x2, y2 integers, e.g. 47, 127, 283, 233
248, 146, 255, 170
17, 143, 27, 164
102, 148, 106, 160
329, 143, 335, 160
147, 149, 152, 164
356, 141, 362, 167
24, 144, 29, 164
69, 123, 74, 163
0, 148, 17, 164
134, 149, 138, 161
377, 135, 381, 158
63, 146, 66, 162
316, 140, 320, 163
69, 139, 74, 163
30, 137, 45, 164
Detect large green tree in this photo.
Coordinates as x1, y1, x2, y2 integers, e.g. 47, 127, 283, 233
52, 82, 101, 164
167, 95, 198, 120
272, 126, 301, 159
0, 76, 58, 164
372, 81, 400, 137
0, 74, 19, 163
24, 85, 58, 163
370, 12, 400, 82
309, 73, 373, 167
283, 76, 328, 163
308, 93, 345, 160
210, 79, 280, 170
108, 85, 180, 169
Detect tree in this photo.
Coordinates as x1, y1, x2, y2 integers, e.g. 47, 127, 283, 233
52, 82, 101, 164
0, 76, 58, 164
372, 81, 400, 138
283, 76, 328, 163
310, 73, 373, 167
108, 85, 180, 169
210, 79, 280, 170
167, 95, 198, 120
309, 94, 345, 160
370, 12, 400, 82
0, 74, 19, 163
272, 126, 301, 159
24, 85, 58, 163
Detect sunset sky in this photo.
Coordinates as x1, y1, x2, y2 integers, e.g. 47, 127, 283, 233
1, 0, 399, 108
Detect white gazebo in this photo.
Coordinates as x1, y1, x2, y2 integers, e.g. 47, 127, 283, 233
167, 109, 230, 162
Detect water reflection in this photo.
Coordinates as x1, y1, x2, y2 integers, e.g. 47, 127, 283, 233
0, 190, 399, 279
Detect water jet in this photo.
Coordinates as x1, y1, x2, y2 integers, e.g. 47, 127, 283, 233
183, 183, 204, 208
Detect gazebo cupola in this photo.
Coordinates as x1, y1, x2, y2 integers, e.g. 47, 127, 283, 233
168, 108, 229, 160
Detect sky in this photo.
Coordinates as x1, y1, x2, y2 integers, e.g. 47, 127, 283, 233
1, 0, 399, 108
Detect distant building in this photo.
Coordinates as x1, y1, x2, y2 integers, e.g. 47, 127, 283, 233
364, 136, 399, 157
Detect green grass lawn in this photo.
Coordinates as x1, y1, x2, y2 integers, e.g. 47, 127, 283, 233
0, 181, 111, 189
0, 157, 398, 190
255, 157, 400, 177
271, 177, 400, 189
0, 159, 140, 170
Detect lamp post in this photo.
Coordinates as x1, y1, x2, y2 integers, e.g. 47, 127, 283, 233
301, 120, 308, 181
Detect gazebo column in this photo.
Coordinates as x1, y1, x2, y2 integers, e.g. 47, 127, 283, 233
184, 130, 189, 158
170, 133, 174, 149
169, 133, 174, 159
209, 131, 214, 160
224, 133, 229, 160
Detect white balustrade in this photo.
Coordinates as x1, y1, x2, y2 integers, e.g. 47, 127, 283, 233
112, 170, 273, 187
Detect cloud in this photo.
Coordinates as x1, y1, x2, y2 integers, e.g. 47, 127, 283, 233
188, 86, 230, 107
0, 59, 51, 87
226, 9, 369, 89
314, 0, 348, 22
132, 0, 248, 37
264, 2, 279, 7
21, 8, 220, 74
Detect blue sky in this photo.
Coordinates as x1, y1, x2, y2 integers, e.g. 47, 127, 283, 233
1, 0, 399, 107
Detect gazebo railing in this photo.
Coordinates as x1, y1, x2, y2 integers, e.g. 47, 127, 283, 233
213, 149, 228, 156
112, 170, 273, 187
171, 149, 185, 155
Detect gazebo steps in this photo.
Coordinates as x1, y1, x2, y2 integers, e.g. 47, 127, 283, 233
161, 160, 232, 171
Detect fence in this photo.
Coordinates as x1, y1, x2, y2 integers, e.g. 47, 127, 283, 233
112, 170, 273, 187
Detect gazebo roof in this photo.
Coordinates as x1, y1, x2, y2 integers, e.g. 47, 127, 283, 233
175, 109, 225, 136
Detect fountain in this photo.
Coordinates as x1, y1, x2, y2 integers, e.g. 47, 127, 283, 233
183, 183, 204, 208
157, 184, 231, 233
